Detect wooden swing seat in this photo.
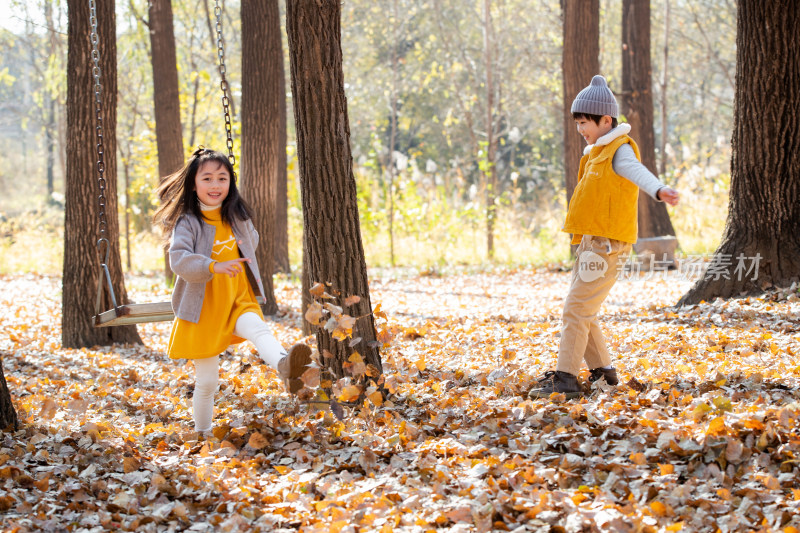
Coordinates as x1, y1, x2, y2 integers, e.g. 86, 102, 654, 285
94, 296, 269, 327
94, 301, 174, 327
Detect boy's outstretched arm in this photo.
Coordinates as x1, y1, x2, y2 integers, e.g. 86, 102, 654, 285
656, 187, 680, 206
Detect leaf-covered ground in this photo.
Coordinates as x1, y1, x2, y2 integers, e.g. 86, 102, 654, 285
1, 268, 799, 532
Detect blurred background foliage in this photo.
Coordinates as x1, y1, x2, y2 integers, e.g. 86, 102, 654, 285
0, 0, 734, 274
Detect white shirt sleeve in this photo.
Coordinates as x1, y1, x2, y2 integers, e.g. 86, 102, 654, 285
612, 144, 665, 201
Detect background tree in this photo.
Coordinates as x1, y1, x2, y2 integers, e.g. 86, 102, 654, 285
62, 0, 141, 348
270, 0, 291, 276
287, 0, 381, 376
0, 354, 17, 430
620, 0, 675, 239
239, 0, 279, 314
148, 0, 184, 282
679, 0, 800, 305
561, 0, 599, 228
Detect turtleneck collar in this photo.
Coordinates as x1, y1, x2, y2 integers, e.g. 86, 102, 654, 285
583, 123, 631, 155
199, 200, 219, 211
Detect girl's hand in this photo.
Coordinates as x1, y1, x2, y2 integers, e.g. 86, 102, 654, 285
213, 258, 250, 277
657, 187, 680, 206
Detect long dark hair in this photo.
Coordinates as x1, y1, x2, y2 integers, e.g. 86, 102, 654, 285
153, 148, 252, 240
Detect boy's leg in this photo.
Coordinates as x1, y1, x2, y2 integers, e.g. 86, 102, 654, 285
583, 320, 611, 370
234, 311, 287, 368
193, 355, 220, 433
557, 236, 627, 376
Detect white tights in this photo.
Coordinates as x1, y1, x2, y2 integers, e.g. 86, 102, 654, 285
192, 312, 288, 432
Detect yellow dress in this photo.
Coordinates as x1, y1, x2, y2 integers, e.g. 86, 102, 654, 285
168, 208, 263, 359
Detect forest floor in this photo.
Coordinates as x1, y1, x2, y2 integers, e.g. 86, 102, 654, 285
1, 267, 799, 532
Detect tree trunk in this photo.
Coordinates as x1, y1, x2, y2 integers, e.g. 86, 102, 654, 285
620, 0, 675, 239
483, 0, 498, 260
63, 0, 141, 348
269, 0, 291, 276
658, 0, 670, 178
240, 0, 278, 315
678, 1, 800, 305
287, 0, 381, 377
561, 0, 599, 245
0, 354, 18, 431
387, 0, 399, 267
44, 0, 57, 202
301, 228, 314, 336
149, 0, 184, 283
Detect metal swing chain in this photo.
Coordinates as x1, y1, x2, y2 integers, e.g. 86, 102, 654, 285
89, 0, 108, 250
213, 0, 236, 176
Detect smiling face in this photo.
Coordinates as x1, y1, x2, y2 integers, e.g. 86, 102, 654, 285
194, 161, 230, 208
575, 115, 614, 145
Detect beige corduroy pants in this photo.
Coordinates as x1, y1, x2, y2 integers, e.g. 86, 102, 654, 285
556, 235, 632, 376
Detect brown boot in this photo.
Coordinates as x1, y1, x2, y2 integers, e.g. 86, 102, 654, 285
589, 367, 619, 386
528, 371, 582, 399
277, 343, 313, 394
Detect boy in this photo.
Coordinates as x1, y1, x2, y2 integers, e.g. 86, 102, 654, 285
529, 75, 680, 399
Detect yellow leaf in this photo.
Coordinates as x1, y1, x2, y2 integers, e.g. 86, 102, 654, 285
349, 352, 364, 363
712, 396, 733, 412
692, 403, 712, 422
630, 453, 646, 465
415, 356, 426, 372
373, 302, 387, 320
309, 282, 326, 298
650, 501, 667, 516
274, 465, 290, 475
666, 522, 684, 532
339, 385, 362, 402
248, 432, 269, 450
571, 493, 588, 505
367, 390, 383, 407
706, 416, 727, 436
744, 418, 765, 430
304, 302, 325, 326
658, 464, 674, 475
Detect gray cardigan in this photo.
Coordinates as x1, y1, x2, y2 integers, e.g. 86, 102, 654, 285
169, 213, 265, 323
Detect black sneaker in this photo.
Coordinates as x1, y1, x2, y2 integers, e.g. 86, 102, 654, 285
528, 371, 582, 399
589, 367, 619, 386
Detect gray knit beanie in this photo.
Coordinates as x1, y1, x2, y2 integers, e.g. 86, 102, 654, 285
571, 75, 619, 118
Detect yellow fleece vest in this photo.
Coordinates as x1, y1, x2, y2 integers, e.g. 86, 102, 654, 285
563, 135, 641, 245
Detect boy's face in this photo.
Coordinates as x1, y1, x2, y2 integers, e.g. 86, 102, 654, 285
575, 115, 614, 145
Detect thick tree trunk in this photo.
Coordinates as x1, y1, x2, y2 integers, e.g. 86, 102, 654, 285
149, 0, 184, 283
63, 0, 141, 347
0, 354, 18, 431
268, 0, 291, 276
240, 0, 279, 315
678, 1, 800, 305
620, 0, 675, 239
658, 0, 670, 178
301, 229, 314, 336
562, 0, 599, 237
287, 0, 381, 377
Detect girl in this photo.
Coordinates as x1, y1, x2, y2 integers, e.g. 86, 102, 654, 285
154, 147, 312, 435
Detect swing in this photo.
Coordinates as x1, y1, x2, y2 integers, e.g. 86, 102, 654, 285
91, 0, 262, 327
